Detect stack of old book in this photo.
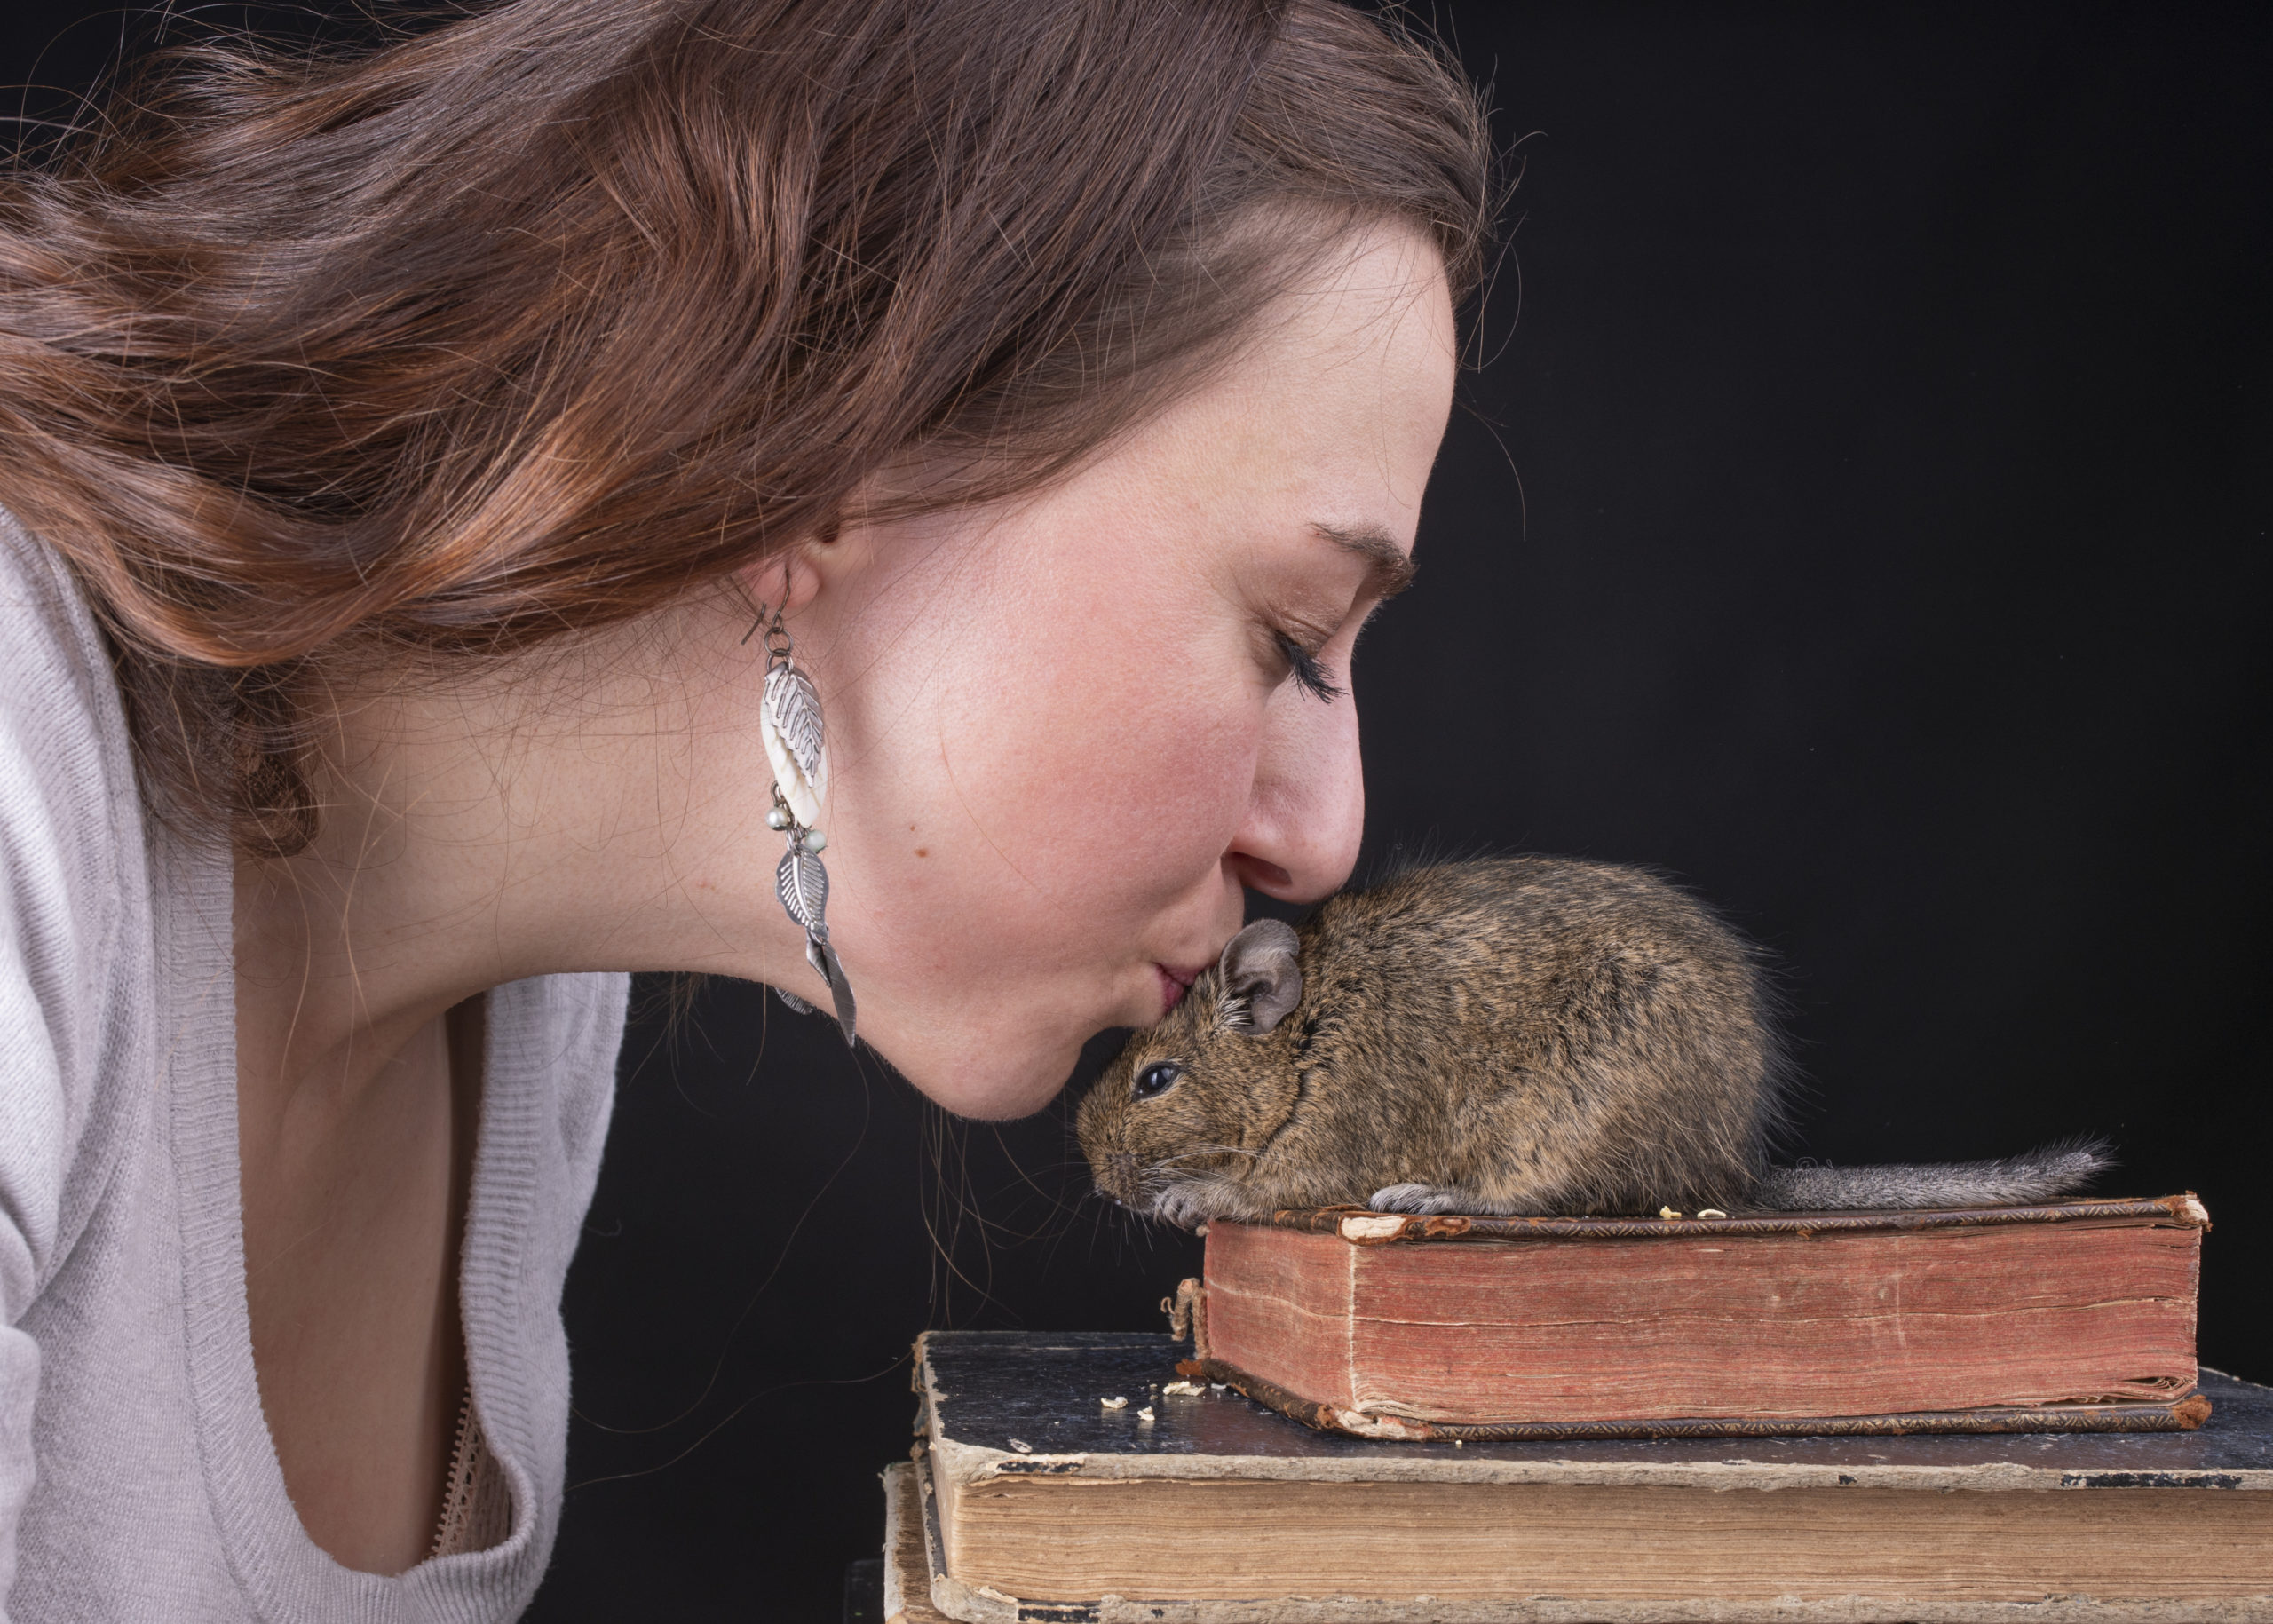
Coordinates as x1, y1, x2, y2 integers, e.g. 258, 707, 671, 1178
879, 1194, 2273, 1622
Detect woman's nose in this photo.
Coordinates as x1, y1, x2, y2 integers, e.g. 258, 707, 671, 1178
1223, 681, 1366, 903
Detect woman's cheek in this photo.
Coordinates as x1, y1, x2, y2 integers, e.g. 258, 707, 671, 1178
834, 716, 1249, 984
1020, 676, 1262, 899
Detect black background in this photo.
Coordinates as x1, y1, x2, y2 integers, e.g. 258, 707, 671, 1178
5, 3, 2268, 1618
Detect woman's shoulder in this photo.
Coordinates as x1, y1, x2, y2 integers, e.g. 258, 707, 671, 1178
0, 503, 132, 774
0, 503, 154, 1295
0, 503, 140, 906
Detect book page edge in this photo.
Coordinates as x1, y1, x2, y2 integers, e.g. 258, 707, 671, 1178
905, 1446, 2273, 1624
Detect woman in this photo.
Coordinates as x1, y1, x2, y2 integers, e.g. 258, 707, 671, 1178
0, 0, 1490, 1614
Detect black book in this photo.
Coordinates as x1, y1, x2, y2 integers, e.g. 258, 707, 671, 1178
889, 1330, 2273, 1623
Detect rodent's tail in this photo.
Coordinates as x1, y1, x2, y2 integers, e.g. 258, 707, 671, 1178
1753, 1137, 2111, 1211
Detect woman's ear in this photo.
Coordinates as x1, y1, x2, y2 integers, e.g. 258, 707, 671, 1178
735, 527, 833, 617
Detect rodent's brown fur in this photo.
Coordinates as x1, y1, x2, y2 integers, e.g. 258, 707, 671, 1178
1077, 856, 1786, 1225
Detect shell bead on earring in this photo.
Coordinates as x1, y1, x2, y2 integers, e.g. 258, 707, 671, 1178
747, 602, 856, 1044
759, 661, 828, 829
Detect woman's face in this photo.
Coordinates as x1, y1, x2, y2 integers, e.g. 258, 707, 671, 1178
733, 226, 1456, 1115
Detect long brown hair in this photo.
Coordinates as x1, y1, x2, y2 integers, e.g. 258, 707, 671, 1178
0, 0, 1492, 853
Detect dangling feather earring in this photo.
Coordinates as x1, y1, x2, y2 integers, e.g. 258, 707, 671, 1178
746, 603, 857, 1044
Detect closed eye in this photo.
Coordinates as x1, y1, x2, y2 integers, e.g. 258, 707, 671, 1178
1273, 631, 1345, 703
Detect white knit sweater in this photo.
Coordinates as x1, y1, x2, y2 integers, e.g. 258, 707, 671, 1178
0, 510, 630, 1621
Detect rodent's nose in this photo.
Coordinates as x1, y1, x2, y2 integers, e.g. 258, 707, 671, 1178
1104, 1150, 1141, 1200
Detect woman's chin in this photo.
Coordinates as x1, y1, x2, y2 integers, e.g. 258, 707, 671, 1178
876, 1030, 1087, 1121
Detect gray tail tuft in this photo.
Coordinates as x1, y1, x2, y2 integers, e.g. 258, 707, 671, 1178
1754, 1137, 2112, 1212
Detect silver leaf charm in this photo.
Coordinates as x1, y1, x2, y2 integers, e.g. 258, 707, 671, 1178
776, 845, 830, 935
774, 850, 855, 1042
760, 663, 828, 828
792, 908, 856, 1044
774, 986, 816, 1016
817, 937, 856, 1042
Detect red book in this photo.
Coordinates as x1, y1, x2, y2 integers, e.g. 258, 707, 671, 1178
1187, 1195, 2208, 1438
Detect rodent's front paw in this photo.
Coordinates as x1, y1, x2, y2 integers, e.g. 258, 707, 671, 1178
1367, 1183, 1475, 1216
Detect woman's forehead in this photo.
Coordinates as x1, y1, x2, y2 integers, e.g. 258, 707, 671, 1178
1054, 250, 1452, 547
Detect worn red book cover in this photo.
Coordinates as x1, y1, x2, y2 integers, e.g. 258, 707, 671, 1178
1190, 1195, 2208, 1439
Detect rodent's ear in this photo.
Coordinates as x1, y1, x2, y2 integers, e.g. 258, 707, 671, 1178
1217, 919, 1303, 1035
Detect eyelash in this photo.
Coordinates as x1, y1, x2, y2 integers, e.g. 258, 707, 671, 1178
1273, 631, 1345, 703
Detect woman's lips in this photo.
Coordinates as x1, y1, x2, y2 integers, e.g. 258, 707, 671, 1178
1154, 963, 1206, 1016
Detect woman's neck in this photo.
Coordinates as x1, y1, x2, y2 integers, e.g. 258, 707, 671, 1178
230, 614, 799, 1108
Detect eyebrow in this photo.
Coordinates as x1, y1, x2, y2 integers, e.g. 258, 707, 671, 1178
1312, 521, 1417, 601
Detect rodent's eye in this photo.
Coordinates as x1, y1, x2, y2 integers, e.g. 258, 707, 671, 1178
1132, 1062, 1184, 1102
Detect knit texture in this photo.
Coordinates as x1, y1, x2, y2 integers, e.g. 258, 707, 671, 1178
0, 510, 630, 1621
